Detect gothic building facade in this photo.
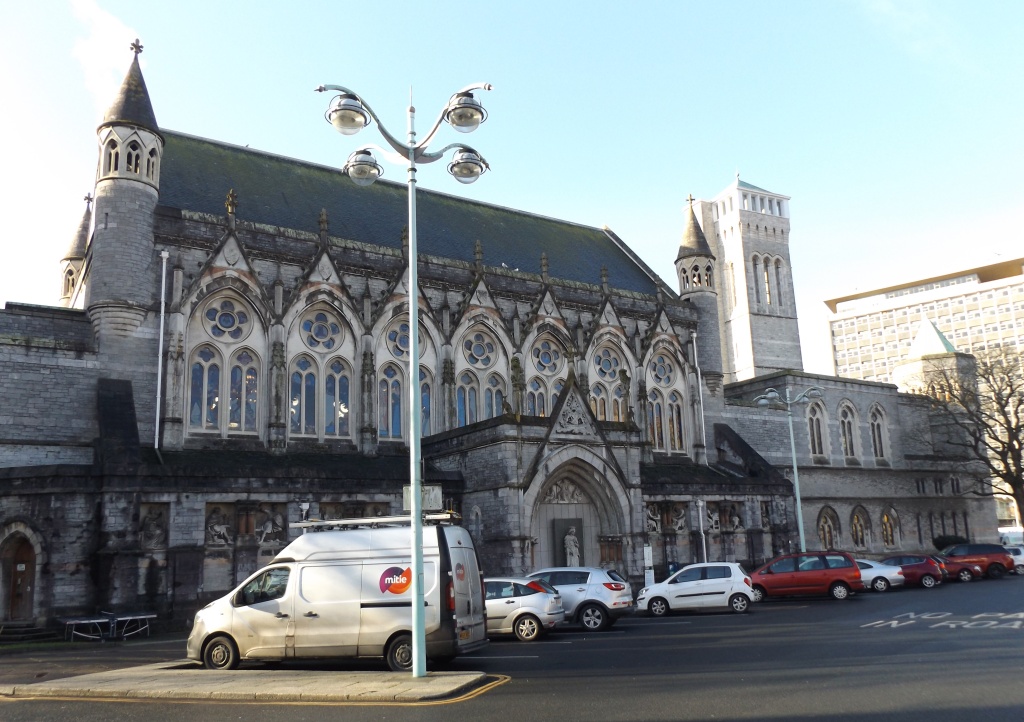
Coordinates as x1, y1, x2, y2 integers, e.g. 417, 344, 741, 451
0, 48, 995, 624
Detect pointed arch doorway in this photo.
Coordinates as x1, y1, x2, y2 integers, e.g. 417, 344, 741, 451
3, 536, 35, 620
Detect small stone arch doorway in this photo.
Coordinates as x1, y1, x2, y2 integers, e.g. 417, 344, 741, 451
2, 535, 36, 621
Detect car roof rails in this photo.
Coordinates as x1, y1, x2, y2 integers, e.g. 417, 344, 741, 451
293, 511, 462, 531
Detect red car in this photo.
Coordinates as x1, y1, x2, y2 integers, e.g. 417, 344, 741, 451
939, 543, 1015, 579
880, 554, 945, 588
749, 551, 864, 601
932, 555, 983, 583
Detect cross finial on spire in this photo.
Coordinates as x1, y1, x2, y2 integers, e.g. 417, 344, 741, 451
83, 193, 93, 210
131, 38, 143, 56
225, 188, 237, 216
687, 194, 695, 206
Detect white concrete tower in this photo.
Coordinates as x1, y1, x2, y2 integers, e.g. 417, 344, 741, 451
693, 176, 803, 383
83, 39, 164, 346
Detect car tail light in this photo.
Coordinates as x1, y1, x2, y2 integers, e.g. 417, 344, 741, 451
603, 582, 626, 591
446, 580, 456, 612
744, 577, 751, 587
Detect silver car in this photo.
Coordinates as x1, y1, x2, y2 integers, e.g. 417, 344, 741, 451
484, 577, 565, 641
856, 559, 906, 592
527, 567, 634, 631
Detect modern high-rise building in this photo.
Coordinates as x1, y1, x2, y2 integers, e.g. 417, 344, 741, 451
825, 258, 1024, 382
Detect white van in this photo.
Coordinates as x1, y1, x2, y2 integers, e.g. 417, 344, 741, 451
186, 514, 488, 671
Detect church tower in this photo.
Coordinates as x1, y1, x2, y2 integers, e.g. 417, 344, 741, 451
675, 195, 724, 403
83, 40, 164, 346
693, 176, 803, 383
60, 194, 91, 308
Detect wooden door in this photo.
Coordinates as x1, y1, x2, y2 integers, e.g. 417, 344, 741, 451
9, 538, 34, 620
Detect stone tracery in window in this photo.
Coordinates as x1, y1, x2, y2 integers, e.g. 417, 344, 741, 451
531, 338, 564, 375
649, 354, 674, 386
301, 310, 343, 352
204, 298, 252, 342
463, 331, 496, 368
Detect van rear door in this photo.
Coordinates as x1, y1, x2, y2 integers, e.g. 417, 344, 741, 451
440, 526, 487, 651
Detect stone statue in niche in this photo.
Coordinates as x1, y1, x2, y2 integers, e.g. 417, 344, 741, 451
256, 506, 286, 544
761, 501, 771, 530
205, 506, 234, 545
671, 503, 687, 532
564, 526, 580, 566
706, 503, 721, 532
645, 504, 661, 533
729, 504, 743, 531
140, 505, 167, 550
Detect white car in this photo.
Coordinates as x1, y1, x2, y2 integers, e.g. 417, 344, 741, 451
527, 567, 635, 631
856, 559, 906, 592
636, 562, 754, 615
484, 577, 565, 641
1004, 546, 1024, 574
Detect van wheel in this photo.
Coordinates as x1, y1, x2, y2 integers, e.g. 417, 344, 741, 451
987, 564, 1006, 579
579, 604, 608, 631
920, 574, 937, 588
514, 614, 542, 642
386, 634, 413, 672
202, 635, 239, 671
829, 582, 850, 600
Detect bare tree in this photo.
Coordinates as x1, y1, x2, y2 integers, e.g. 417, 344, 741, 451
921, 348, 1024, 519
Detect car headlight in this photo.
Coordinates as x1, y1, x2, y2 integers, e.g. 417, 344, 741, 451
638, 588, 648, 596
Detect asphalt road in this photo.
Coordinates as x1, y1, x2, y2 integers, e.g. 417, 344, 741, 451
3, 575, 1024, 721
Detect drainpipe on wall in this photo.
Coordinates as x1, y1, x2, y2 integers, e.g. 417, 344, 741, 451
154, 250, 169, 451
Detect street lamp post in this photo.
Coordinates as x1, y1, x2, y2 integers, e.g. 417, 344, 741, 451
317, 82, 492, 677
753, 385, 824, 552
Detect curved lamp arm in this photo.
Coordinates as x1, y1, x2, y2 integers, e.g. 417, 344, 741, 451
315, 82, 493, 158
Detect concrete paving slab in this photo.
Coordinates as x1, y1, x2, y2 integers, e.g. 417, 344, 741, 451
0, 660, 489, 702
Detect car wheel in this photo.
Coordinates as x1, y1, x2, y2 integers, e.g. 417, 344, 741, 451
920, 574, 937, 589
579, 603, 608, 631
829, 582, 850, 600
648, 597, 669, 617
202, 635, 239, 671
386, 633, 413, 672
957, 568, 974, 583
751, 585, 766, 603
729, 593, 750, 613
871, 577, 890, 593
987, 564, 1005, 580
513, 614, 542, 642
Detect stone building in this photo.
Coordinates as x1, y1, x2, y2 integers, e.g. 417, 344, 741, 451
0, 47, 995, 625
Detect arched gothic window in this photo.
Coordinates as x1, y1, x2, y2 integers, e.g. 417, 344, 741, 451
420, 368, 432, 435
818, 507, 840, 550
881, 509, 898, 547
289, 356, 317, 436
528, 378, 546, 417
668, 391, 684, 451
839, 404, 857, 458
870, 407, 887, 459
590, 346, 623, 421
63, 268, 76, 298
691, 265, 702, 287
850, 508, 868, 548
457, 372, 479, 427
189, 345, 221, 431
146, 148, 158, 180
752, 256, 762, 304
324, 358, 351, 437
808, 403, 826, 456
648, 390, 665, 450
228, 349, 259, 433
591, 385, 607, 420
773, 260, 784, 307
484, 374, 505, 419
705, 264, 714, 288
126, 141, 142, 174
378, 364, 403, 439
104, 139, 119, 174
763, 258, 773, 305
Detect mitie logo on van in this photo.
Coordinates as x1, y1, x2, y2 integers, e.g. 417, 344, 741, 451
379, 567, 412, 594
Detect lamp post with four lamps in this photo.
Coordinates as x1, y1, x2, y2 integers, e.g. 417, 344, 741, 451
753, 385, 824, 552
316, 81, 492, 677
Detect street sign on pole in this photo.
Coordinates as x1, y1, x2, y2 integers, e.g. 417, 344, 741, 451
403, 484, 443, 512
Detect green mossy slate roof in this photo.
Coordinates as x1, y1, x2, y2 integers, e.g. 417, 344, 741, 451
159, 131, 664, 295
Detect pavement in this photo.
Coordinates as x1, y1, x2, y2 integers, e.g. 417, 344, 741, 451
0, 638, 493, 703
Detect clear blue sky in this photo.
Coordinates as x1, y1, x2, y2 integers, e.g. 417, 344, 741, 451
2, 0, 1022, 373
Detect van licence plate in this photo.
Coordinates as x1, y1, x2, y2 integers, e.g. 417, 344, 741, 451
459, 630, 471, 640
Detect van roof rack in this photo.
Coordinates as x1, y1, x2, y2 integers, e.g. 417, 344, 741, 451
293, 511, 462, 531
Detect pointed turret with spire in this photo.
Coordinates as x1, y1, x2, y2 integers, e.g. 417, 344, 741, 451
60, 194, 92, 307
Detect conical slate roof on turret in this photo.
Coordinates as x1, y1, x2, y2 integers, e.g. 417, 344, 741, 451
908, 319, 958, 358
676, 199, 714, 261
64, 197, 91, 262
99, 44, 160, 136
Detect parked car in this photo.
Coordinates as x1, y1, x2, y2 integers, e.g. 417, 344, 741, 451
527, 567, 634, 631
939, 543, 1015, 579
636, 562, 754, 615
1003, 545, 1024, 574
749, 551, 864, 601
856, 559, 905, 592
880, 554, 945, 588
484, 577, 565, 641
933, 554, 983, 582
